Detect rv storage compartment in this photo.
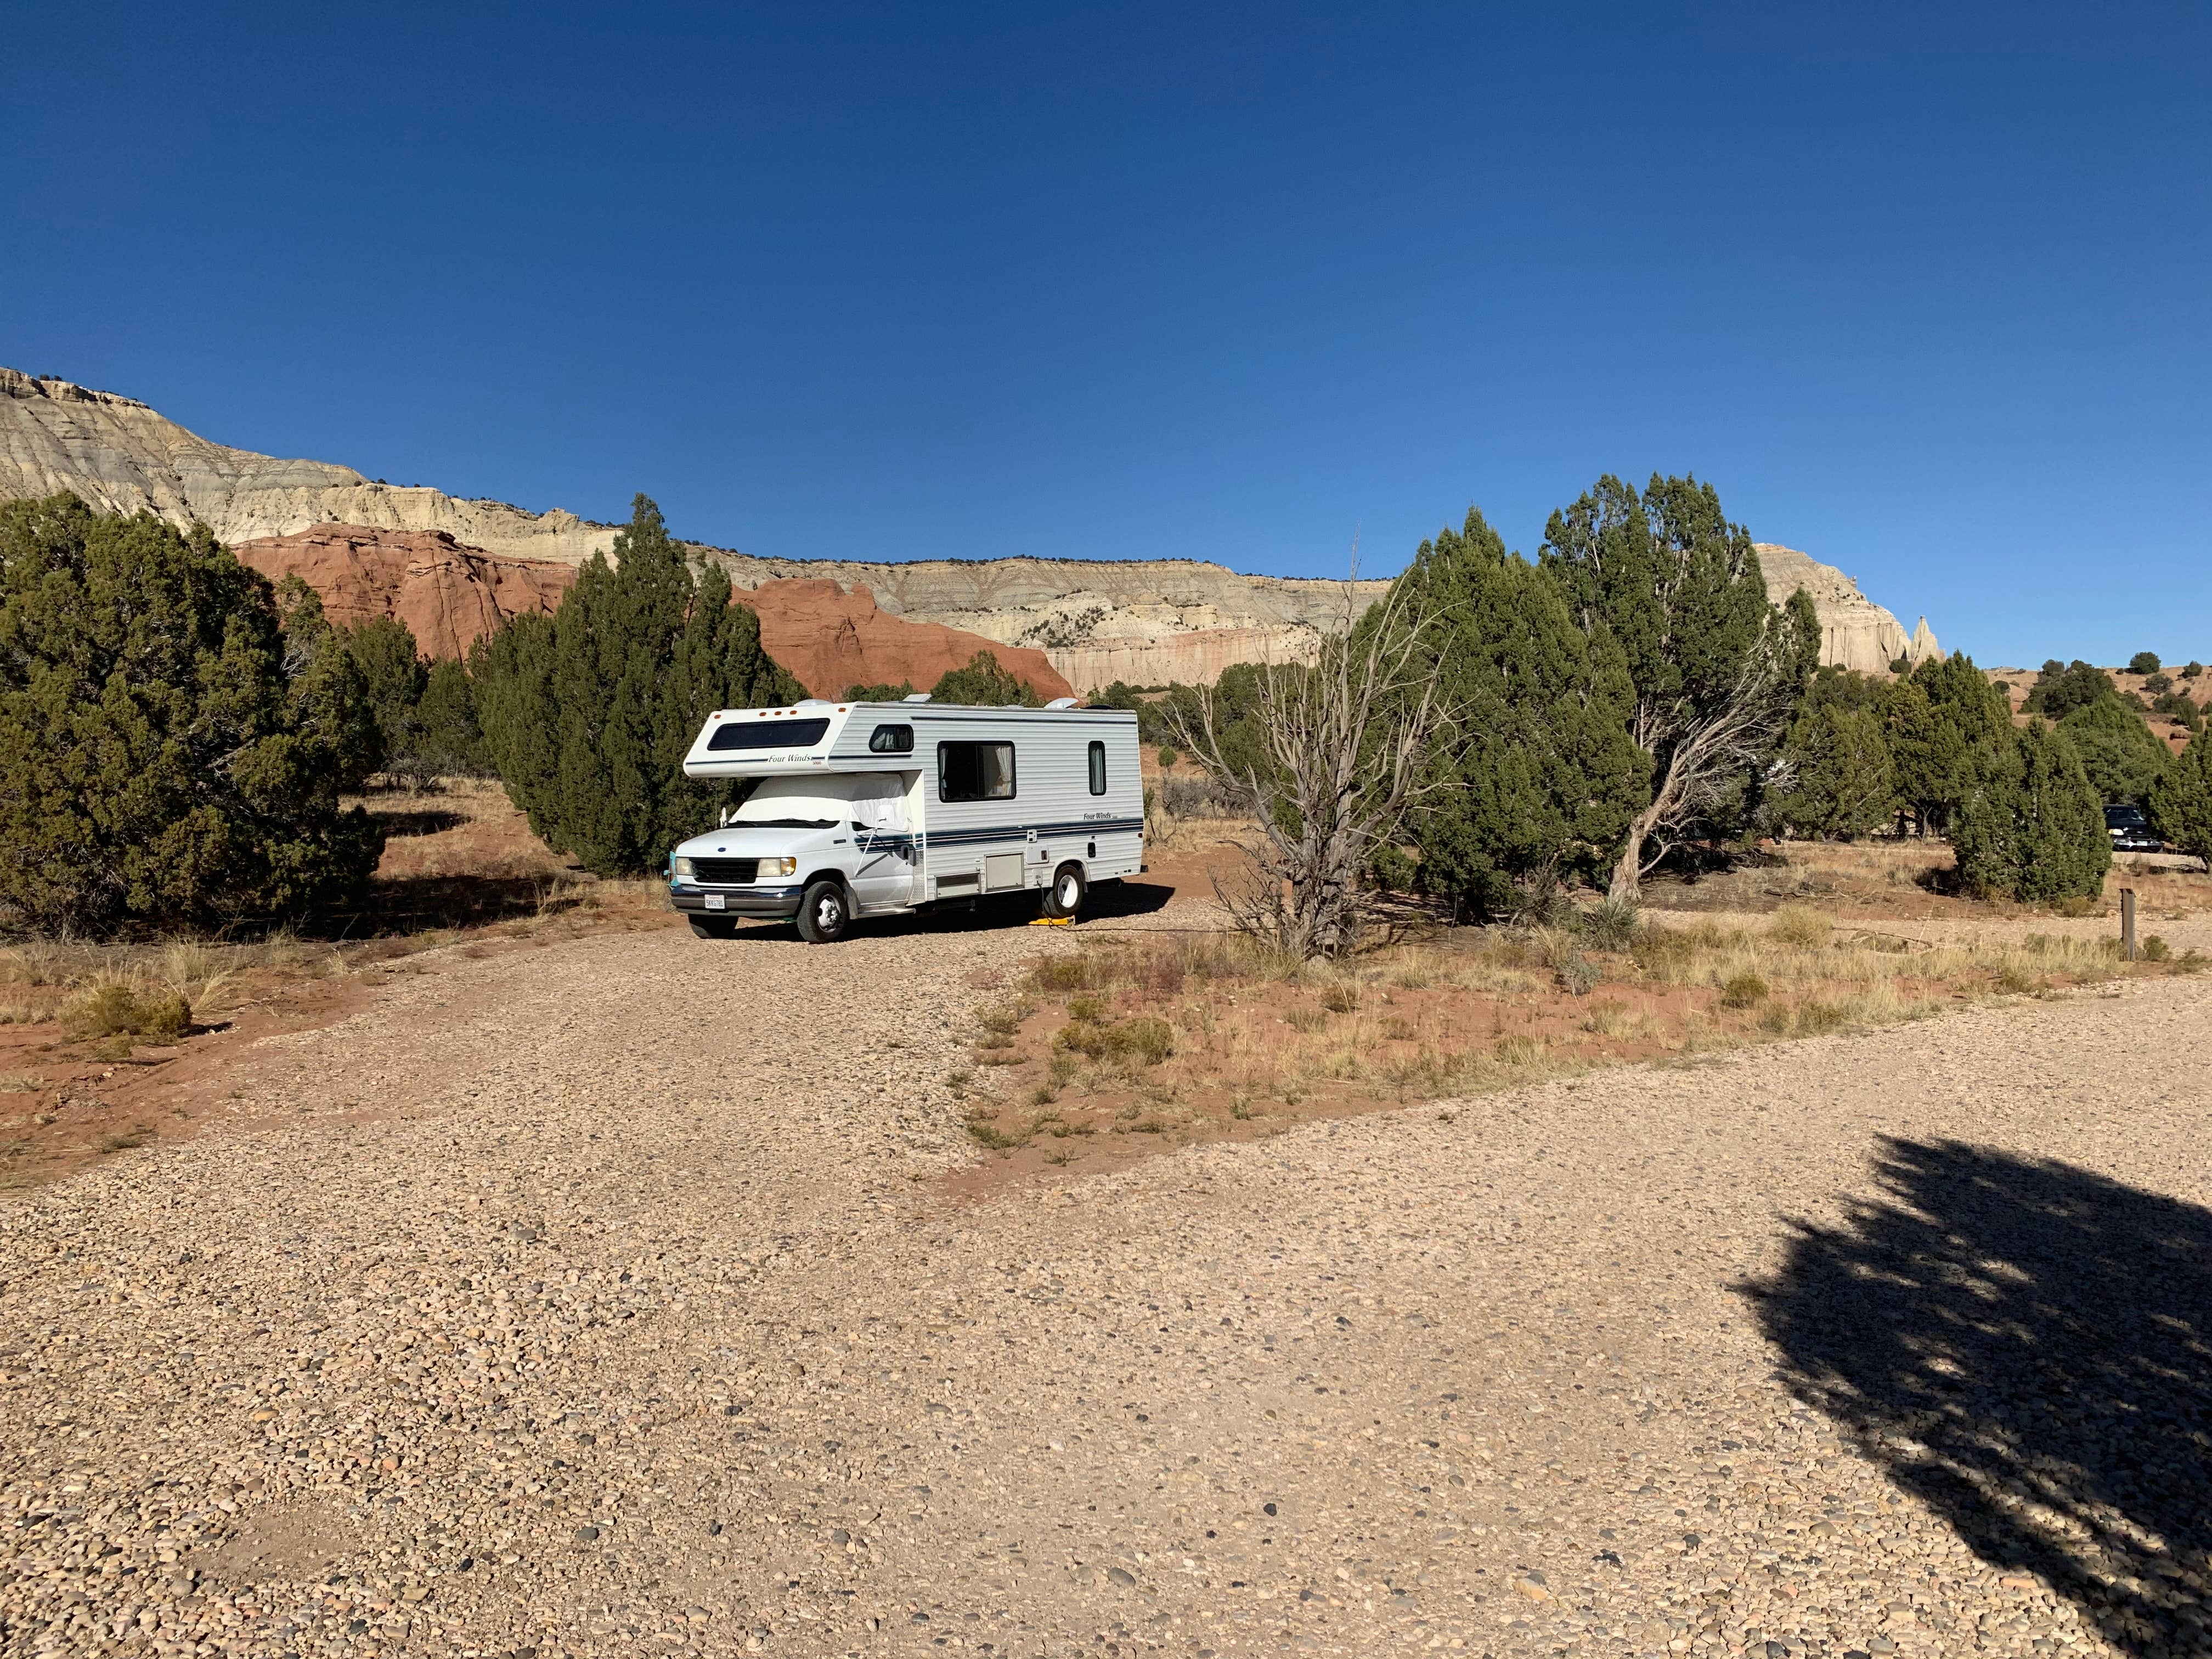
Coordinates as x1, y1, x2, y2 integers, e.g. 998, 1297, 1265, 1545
985, 853, 1025, 892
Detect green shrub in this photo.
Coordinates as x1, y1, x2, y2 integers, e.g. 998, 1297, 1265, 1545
1109, 1015, 1175, 1066
2129, 651, 2162, 675
1576, 896, 1644, 951
0, 495, 384, 934
1719, 972, 1768, 1009
2143, 935, 2171, 962
1052, 1012, 1173, 1065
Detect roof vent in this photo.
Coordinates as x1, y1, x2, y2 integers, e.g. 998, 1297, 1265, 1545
902, 692, 932, 702
1046, 697, 1079, 709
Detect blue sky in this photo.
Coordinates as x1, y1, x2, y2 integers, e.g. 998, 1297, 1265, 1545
4, 3, 2205, 667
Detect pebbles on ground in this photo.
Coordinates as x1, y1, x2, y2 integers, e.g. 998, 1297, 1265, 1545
0, 911, 2204, 1658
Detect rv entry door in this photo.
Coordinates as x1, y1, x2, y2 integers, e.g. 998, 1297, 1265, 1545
849, 776, 916, 911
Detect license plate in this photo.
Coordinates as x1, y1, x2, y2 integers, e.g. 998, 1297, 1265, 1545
704, 894, 726, 911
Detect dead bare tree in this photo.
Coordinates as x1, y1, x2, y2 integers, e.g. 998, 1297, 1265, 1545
1165, 575, 1448, 961
1608, 614, 1802, 900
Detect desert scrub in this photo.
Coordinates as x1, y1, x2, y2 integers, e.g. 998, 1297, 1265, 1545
1054, 1013, 1173, 1066
1766, 905, 1833, 949
1576, 897, 1644, 951
1719, 973, 1768, 1009
974, 1001, 1027, 1048
61, 981, 190, 1043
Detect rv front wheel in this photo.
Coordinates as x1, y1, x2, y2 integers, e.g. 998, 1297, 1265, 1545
1042, 862, 1087, 919
795, 878, 852, 944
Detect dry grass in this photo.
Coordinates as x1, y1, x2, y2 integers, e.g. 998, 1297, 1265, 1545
950, 903, 2196, 1159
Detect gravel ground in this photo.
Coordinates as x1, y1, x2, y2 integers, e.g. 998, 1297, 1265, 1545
1, 910, 2207, 1659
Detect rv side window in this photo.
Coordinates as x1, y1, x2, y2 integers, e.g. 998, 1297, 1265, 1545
939, 741, 1015, 802
868, 723, 915, 754
707, 716, 830, 752
1087, 740, 1107, 795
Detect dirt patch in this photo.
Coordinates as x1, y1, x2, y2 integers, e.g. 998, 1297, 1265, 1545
189, 1496, 364, 1584
0, 781, 678, 1188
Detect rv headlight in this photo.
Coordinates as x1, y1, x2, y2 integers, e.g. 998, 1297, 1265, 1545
672, 856, 696, 882
758, 856, 797, 878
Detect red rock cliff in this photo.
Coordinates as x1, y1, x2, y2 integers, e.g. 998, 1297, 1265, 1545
232, 524, 575, 659
732, 579, 1071, 702
230, 524, 1074, 702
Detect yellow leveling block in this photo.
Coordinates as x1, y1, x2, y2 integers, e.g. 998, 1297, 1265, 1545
1027, 915, 1075, 927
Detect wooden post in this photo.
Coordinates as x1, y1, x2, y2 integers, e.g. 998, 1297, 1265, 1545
2122, 887, 2137, 962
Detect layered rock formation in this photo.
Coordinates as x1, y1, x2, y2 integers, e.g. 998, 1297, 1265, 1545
707, 554, 1391, 692
230, 524, 576, 658
730, 579, 1071, 702
1754, 543, 1940, 674
0, 369, 612, 562
1, 366, 1941, 686
226, 525, 1071, 702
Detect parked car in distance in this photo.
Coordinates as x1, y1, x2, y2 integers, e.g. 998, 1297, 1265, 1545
2104, 804, 2163, 852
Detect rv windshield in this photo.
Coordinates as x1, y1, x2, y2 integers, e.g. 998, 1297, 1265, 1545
729, 775, 904, 831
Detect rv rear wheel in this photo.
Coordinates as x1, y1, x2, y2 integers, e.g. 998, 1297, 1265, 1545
689, 916, 738, 940
1042, 862, 1087, 919
795, 878, 852, 943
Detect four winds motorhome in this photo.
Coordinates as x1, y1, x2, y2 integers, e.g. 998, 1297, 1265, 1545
667, 697, 1144, 942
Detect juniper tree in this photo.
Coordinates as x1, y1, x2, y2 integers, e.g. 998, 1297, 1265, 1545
2149, 726, 2212, 867
470, 496, 803, 875
1390, 507, 1646, 916
1883, 653, 2015, 833
340, 615, 429, 784
2023, 661, 2116, 720
1541, 475, 1815, 899
2056, 696, 2171, 804
932, 650, 1042, 707
1770, 702, 1897, 839
1951, 721, 2109, 902
0, 494, 382, 933
272, 574, 383, 790
415, 657, 489, 777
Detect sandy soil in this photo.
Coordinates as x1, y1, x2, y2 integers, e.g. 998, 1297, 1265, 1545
0, 901, 2206, 1659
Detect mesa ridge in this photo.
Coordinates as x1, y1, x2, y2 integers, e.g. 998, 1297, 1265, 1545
0, 366, 1938, 689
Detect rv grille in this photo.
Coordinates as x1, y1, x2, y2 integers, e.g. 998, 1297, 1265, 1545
692, 858, 759, 885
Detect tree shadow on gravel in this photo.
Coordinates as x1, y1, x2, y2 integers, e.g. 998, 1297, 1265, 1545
1745, 1138, 2212, 1657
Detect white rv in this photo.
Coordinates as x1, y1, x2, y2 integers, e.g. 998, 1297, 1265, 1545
667, 697, 1144, 941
